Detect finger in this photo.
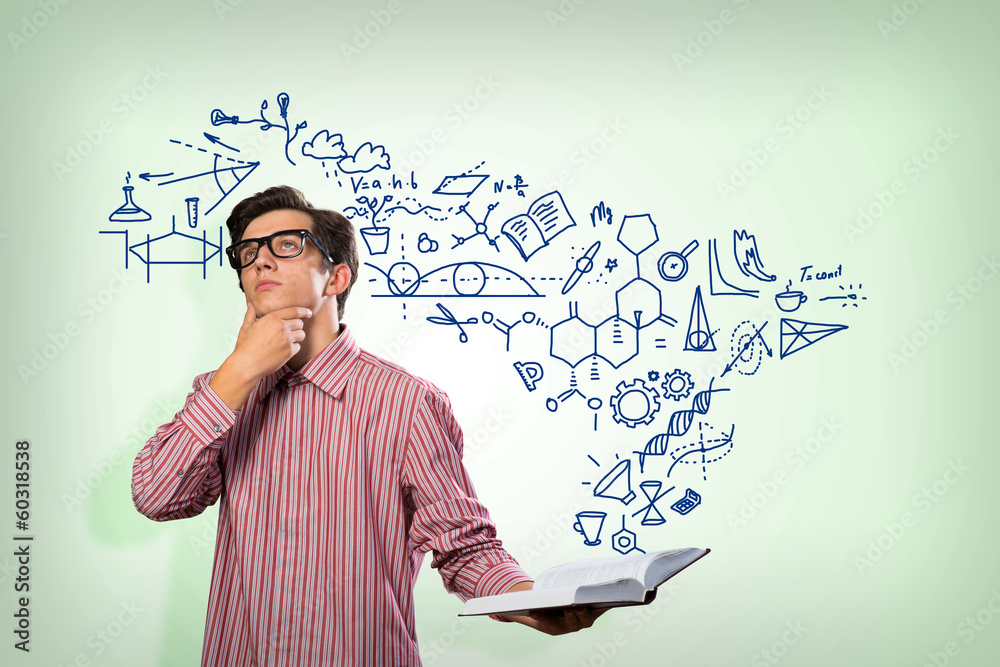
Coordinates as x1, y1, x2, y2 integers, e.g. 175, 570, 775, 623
272, 306, 313, 321
283, 319, 305, 332
289, 330, 306, 344
241, 299, 257, 329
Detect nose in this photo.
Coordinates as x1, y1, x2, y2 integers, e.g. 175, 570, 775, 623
250, 240, 279, 270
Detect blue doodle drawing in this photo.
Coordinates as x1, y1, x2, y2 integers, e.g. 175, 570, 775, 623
820, 283, 867, 307
779, 318, 848, 359
630, 481, 673, 526
365, 261, 543, 298
434, 173, 489, 197
670, 488, 702, 516
482, 310, 548, 351
590, 201, 613, 227
733, 230, 776, 282
774, 279, 808, 313
426, 302, 478, 343
156, 140, 261, 215
301, 130, 346, 160
573, 511, 607, 546
665, 421, 735, 480
707, 238, 759, 297
99, 200, 223, 283
502, 191, 577, 261
592, 456, 636, 505
611, 516, 645, 555
339, 142, 390, 174
634, 379, 729, 472
211, 92, 306, 166
451, 201, 501, 250
660, 369, 695, 402
561, 241, 600, 295
108, 184, 151, 223
684, 286, 717, 352
722, 321, 772, 378
417, 233, 439, 253
492, 174, 529, 198
609, 378, 661, 428
657, 240, 698, 282
513, 361, 544, 392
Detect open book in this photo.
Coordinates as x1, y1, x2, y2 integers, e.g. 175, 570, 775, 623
460, 547, 709, 617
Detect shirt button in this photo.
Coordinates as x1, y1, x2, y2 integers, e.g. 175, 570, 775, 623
212, 424, 222, 433
176, 470, 184, 477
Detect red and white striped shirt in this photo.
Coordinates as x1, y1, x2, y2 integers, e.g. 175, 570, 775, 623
131, 326, 530, 666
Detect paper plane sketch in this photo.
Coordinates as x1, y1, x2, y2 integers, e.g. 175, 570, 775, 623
434, 173, 489, 196
502, 191, 577, 261
779, 318, 849, 359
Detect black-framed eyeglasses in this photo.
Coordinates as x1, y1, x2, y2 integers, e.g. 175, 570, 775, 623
225, 229, 333, 270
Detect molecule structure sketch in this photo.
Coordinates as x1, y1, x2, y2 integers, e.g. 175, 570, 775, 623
611, 516, 645, 555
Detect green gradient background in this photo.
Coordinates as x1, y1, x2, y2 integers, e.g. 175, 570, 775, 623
2, 0, 998, 665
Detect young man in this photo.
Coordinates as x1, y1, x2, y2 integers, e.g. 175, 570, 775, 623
131, 186, 600, 666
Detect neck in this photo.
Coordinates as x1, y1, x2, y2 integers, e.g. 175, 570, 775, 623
288, 306, 341, 371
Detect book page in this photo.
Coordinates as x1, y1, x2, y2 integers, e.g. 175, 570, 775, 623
534, 551, 666, 590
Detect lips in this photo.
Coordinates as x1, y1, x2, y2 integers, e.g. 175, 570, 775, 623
256, 279, 280, 292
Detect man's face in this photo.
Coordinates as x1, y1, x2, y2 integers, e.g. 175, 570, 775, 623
239, 209, 333, 317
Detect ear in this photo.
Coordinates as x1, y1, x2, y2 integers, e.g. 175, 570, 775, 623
324, 263, 352, 297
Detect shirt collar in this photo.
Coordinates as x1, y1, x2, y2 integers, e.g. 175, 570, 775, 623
250, 324, 360, 406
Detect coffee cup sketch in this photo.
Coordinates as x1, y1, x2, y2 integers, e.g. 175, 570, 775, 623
775, 289, 808, 312
573, 511, 607, 546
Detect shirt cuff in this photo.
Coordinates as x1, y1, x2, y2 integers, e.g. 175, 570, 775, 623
474, 561, 534, 599
178, 378, 238, 446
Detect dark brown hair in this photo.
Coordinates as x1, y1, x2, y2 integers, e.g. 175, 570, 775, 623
226, 186, 358, 320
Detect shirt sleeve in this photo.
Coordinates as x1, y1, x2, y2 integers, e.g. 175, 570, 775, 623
131, 372, 237, 522
403, 388, 533, 603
